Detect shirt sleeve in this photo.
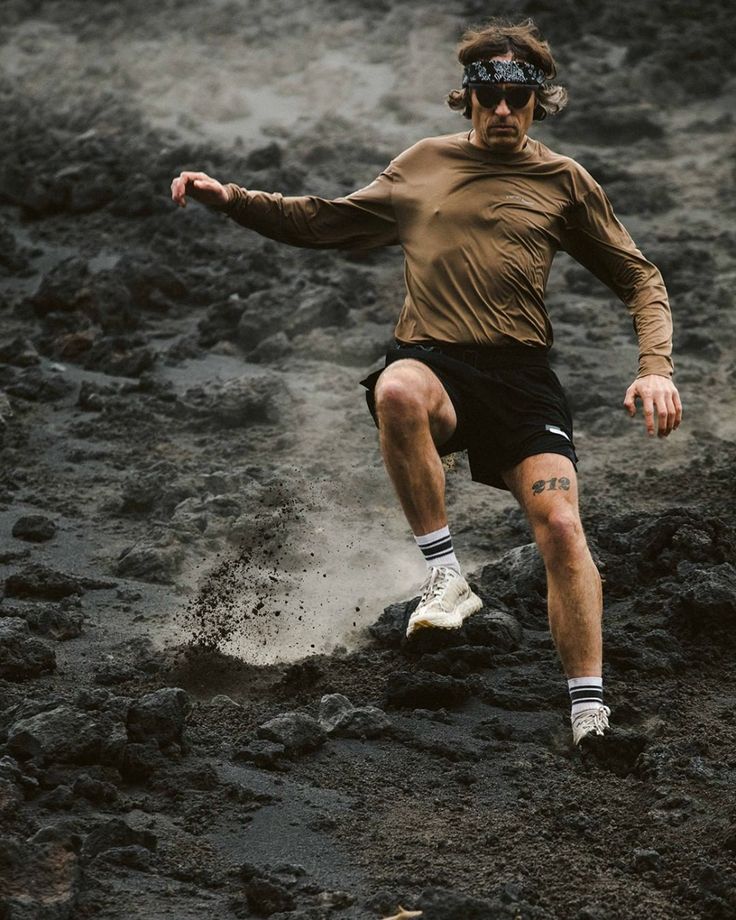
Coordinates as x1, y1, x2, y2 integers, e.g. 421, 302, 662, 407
560, 183, 674, 378
220, 164, 399, 251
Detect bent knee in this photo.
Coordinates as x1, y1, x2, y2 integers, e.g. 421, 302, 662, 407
374, 373, 429, 422
534, 508, 585, 555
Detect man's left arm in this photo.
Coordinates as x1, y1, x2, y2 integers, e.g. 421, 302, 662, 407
560, 183, 682, 438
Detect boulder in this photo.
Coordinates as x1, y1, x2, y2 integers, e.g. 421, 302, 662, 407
384, 671, 472, 710
5, 564, 84, 600
8, 703, 127, 766
0, 617, 56, 679
318, 693, 392, 738
82, 817, 157, 861
257, 711, 326, 754
126, 687, 191, 746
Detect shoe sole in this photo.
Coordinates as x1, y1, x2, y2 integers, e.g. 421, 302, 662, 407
406, 593, 483, 638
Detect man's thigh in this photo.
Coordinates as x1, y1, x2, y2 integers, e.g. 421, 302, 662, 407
502, 452, 581, 526
374, 358, 458, 447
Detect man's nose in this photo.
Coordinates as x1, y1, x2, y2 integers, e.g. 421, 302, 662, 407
494, 97, 511, 116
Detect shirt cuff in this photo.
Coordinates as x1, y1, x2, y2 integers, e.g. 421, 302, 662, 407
637, 355, 674, 378
221, 183, 247, 215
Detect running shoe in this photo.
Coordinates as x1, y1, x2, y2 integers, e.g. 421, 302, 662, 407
572, 705, 611, 746
405, 566, 483, 638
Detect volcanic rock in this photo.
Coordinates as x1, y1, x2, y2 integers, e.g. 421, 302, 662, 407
115, 537, 187, 583
631, 848, 663, 873
672, 563, 736, 632
0, 617, 56, 679
12, 514, 57, 542
5, 564, 84, 600
120, 741, 167, 780
82, 817, 157, 861
5, 366, 75, 402
384, 670, 472, 709
8, 703, 127, 766
256, 711, 326, 754
318, 693, 392, 738
0, 775, 23, 818
240, 862, 296, 916
182, 372, 290, 428
234, 739, 287, 770
0, 826, 81, 920
0, 335, 40, 366
474, 543, 548, 626
126, 687, 191, 746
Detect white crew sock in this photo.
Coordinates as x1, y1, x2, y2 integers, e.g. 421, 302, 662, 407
414, 525, 461, 574
568, 675, 604, 718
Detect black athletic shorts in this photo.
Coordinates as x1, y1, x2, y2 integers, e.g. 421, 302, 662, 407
360, 340, 578, 491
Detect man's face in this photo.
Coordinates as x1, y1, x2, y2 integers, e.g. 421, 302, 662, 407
469, 52, 536, 153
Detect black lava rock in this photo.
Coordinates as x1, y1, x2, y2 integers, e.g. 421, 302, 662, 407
256, 711, 326, 755
126, 687, 191, 746
234, 739, 287, 770
5, 564, 84, 600
384, 670, 472, 709
318, 693, 392, 738
82, 817, 157, 861
0, 617, 56, 679
8, 703, 127, 766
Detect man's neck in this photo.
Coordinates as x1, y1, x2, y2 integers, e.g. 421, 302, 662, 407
468, 128, 529, 154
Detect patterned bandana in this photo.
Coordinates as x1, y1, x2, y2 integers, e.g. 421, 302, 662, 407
462, 59, 545, 87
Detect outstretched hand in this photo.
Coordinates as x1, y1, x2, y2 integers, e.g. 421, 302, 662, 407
624, 374, 682, 438
170, 171, 231, 209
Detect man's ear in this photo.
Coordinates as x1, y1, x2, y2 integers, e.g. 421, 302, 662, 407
533, 102, 547, 121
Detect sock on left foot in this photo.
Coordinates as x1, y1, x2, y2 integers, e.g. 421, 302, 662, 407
414, 525, 461, 573
568, 675, 604, 719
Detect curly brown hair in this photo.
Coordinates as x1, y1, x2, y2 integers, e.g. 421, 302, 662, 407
447, 17, 568, 121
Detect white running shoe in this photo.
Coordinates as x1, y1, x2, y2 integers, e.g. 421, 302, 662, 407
405, 566, 483, 639
572, 705, 611, 746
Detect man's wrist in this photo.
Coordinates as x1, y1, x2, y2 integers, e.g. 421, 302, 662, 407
219, 183, 241, 214
637, 356, 674, 379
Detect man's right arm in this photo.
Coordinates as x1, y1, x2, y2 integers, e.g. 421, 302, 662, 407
171, 167, 399, 251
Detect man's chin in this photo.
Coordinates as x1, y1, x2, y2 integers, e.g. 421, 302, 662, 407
484, 132, 519, 150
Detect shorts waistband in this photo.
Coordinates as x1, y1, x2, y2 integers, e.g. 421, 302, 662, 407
392, 340, 550, 370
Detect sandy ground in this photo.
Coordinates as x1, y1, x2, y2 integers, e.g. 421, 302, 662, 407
1, 1, 736, 918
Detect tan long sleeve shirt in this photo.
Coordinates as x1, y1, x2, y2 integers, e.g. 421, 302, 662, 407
223, 132, 673, 377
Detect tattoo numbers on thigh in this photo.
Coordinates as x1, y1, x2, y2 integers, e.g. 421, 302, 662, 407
531, 476, 571, 495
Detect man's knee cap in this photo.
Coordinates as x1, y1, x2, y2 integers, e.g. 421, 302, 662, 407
537, 509, 582, 546
374, 376, 425, 418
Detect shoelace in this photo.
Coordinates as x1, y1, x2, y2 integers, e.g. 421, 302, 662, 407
419, 566, 457, 606
574, 705, 611, 736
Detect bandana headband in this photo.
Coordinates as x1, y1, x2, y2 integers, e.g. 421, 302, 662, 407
462, 59, 545, 87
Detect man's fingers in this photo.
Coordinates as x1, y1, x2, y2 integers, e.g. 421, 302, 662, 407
663, 394, 677, 436
642, 394, 655, 436
171, 171, 213, 207
673, 388, 683, 429
623, 387, 637, 416
655, 393, 670, 437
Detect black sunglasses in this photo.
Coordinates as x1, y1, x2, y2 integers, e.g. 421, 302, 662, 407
470, 84, 537, 110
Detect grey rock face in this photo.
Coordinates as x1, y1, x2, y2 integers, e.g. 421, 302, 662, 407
8, 703, 127, 766
318, 693, 392, 738
11, 514, 57, 542
0, 617, 56, 679
3, 603, 83, 640
126, 687, 191, 746
82, 817, 157, 861
257, 711, 326, 754
4, 564, 85, 600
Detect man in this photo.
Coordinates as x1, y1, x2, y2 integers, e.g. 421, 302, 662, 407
170, 19, 681, 746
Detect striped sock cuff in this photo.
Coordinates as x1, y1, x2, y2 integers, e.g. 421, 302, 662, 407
415, 526, 460, 572
568, 675, 603, 714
